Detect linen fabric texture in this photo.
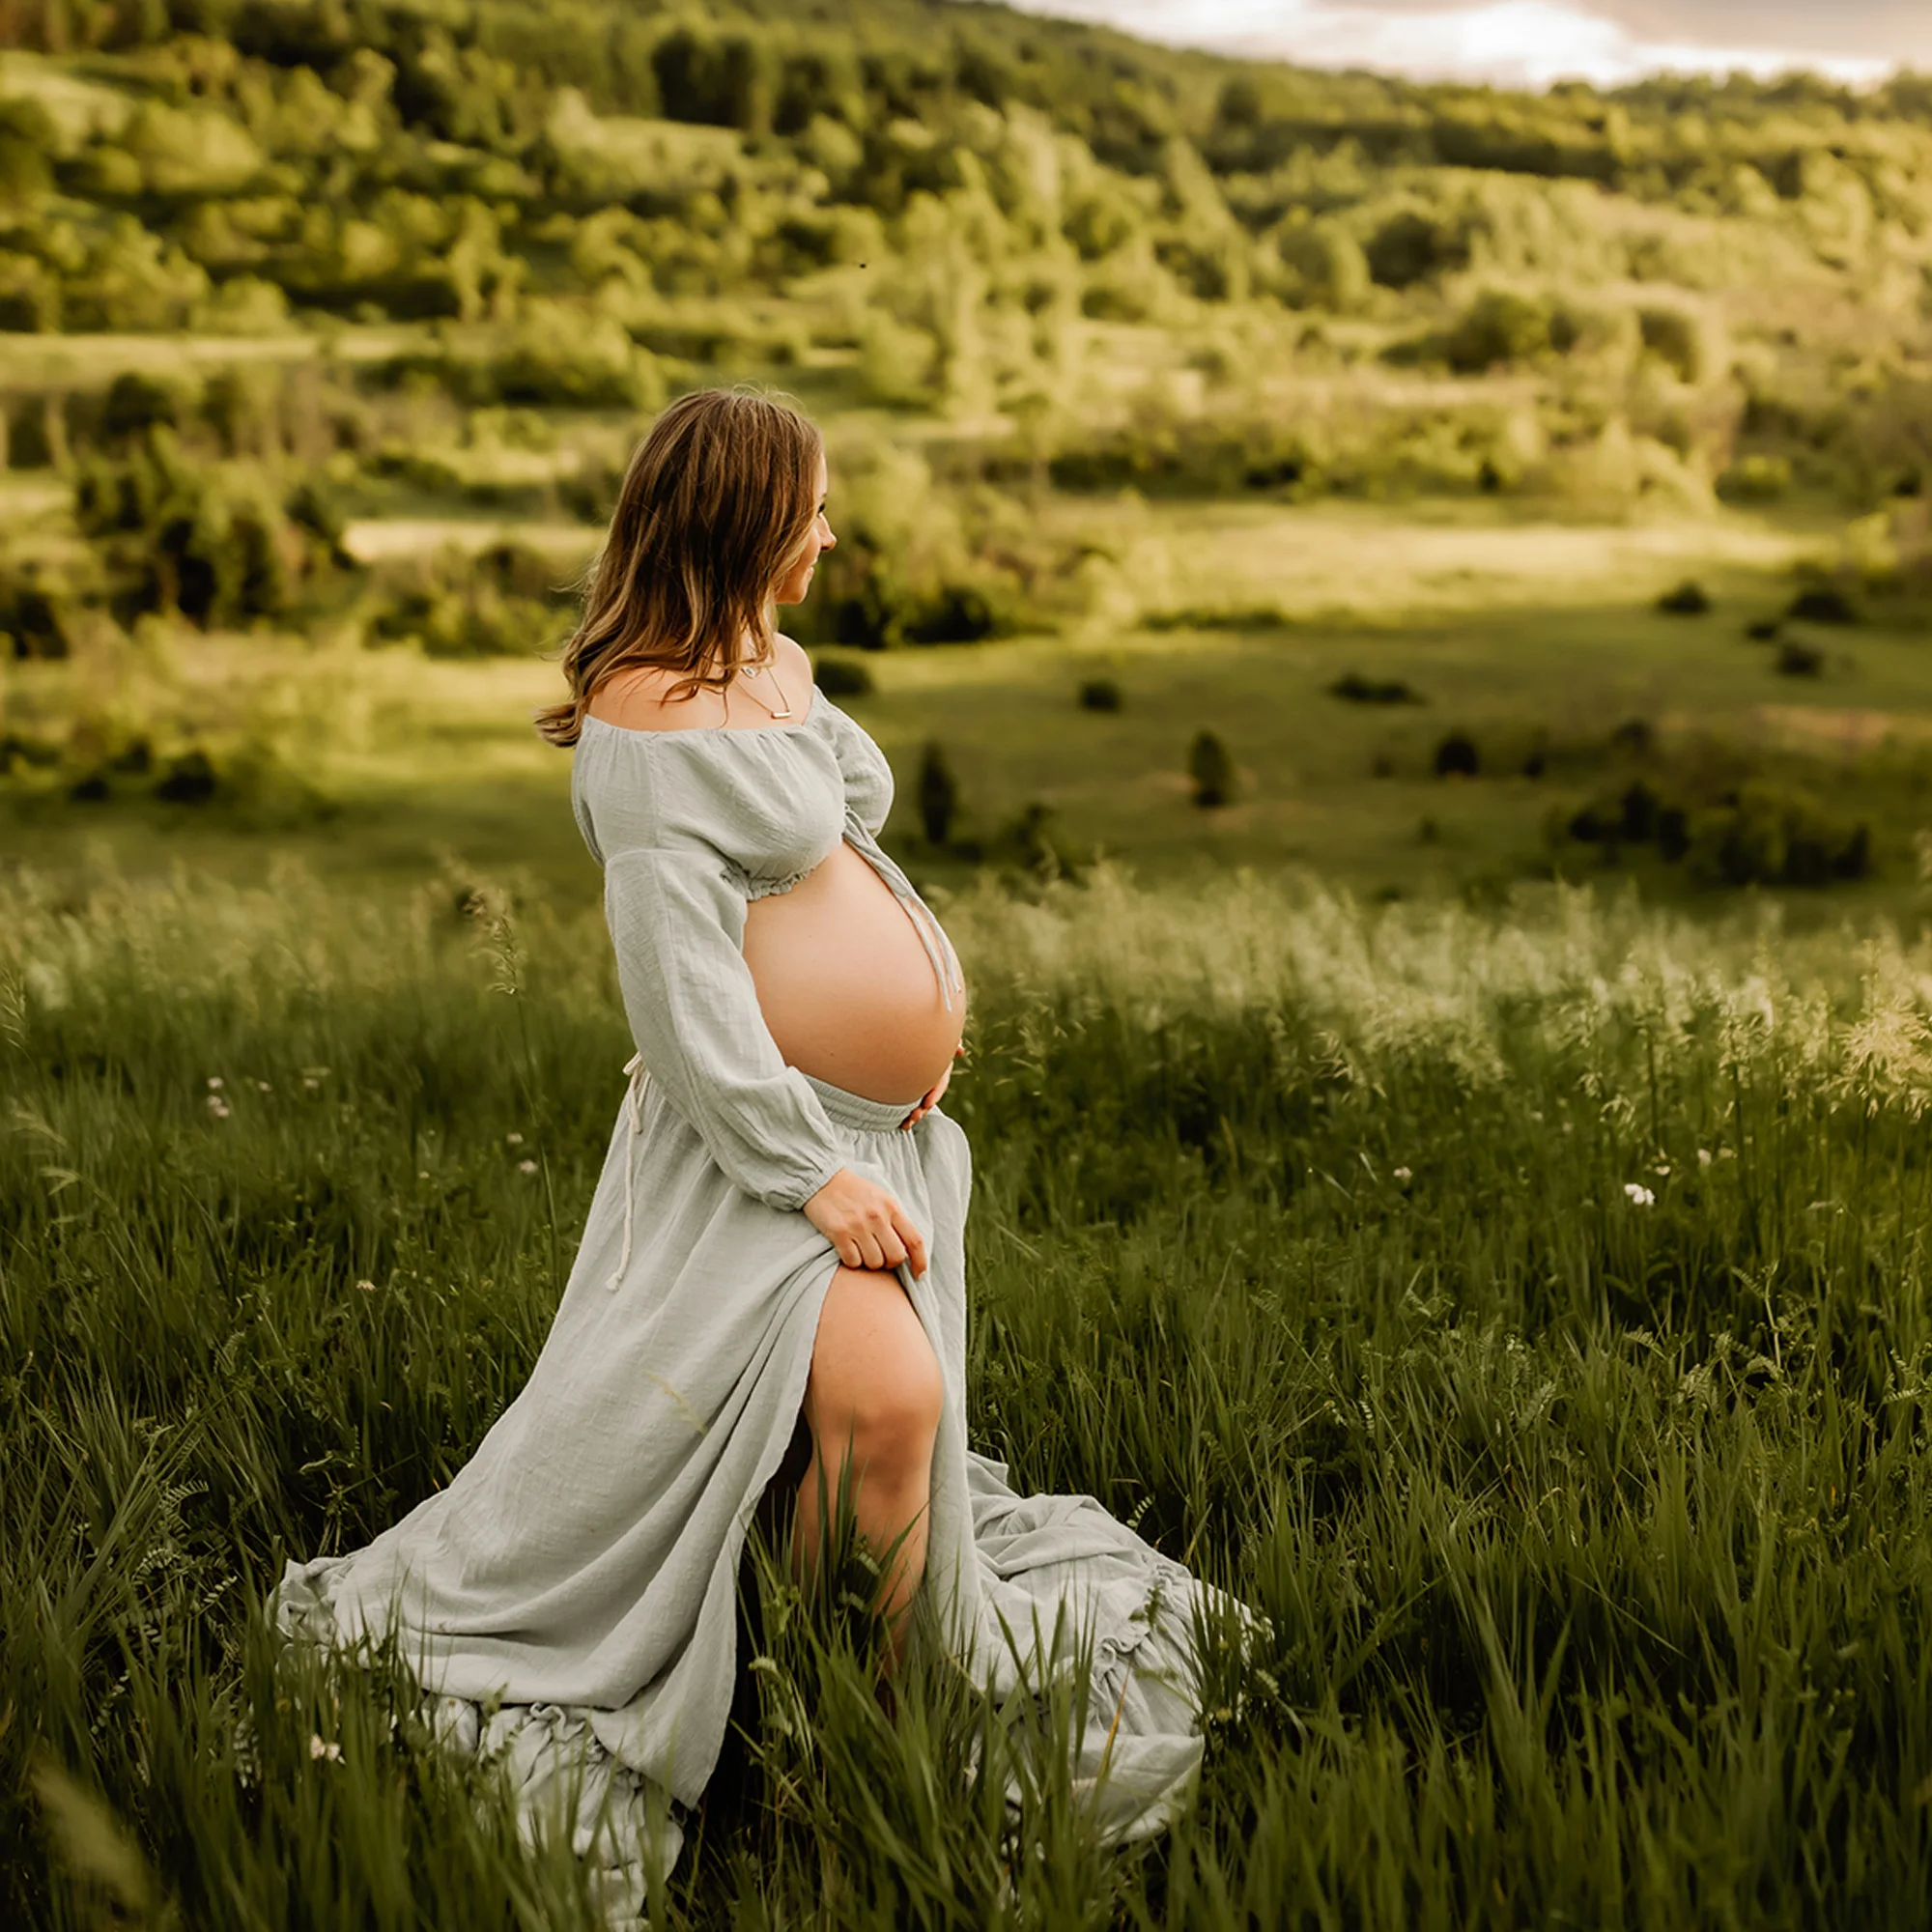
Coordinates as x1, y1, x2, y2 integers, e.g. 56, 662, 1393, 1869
275, 687, 1248, 1918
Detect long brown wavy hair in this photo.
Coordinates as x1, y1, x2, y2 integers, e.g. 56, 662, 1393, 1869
534, 388, 824, 748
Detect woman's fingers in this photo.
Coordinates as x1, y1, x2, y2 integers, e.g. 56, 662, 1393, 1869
894, 1207, 928, 1278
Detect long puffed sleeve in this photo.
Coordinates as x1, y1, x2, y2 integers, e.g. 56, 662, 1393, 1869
817, 699, 894, 837
603, 844, 849, 1213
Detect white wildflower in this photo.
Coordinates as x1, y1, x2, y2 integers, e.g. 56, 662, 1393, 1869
1697, 1148, 1713, 1168
256, 1080, 272, 1094
355, 1279, 377, 1293
505, 1131, 525, 1146
1392, 1166, 1412, 1182
1624, 1182, 1656, 1207
206, 1075, 224, 1091
302, 1077, 320, 1091
308, 1735, 342, 1763
206, 1094, 231, 1119
518, 1158, 538, 1174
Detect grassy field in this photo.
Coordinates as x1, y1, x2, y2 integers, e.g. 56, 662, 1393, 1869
10, 860, 1932, 1926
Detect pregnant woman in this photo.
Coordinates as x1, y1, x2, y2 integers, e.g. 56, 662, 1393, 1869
277, 389, 1244, 1912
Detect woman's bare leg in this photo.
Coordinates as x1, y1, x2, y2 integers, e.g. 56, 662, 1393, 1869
794, 1264, 943, 1675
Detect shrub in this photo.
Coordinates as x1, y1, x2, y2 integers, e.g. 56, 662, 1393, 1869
390, 310, 665, 412
0, 728, 60, 775
1187, 729, 1236, 808
1776, 640, 1825, 676
916, 740, 958, 844
1078, 677, 1122, 711
155, 748, 218, 805
1567, 783, 1670, 847
1688, 782, 1869, 888
1445, 289, 1552, 374
1718, 453, 1792, 503
1788, 586, 1858, 624
365, 544, 568, 658
1268, 220, 1369, 312
1366, 209, 1469, 290
1618, 780, 1661, 841
1, 576, 71, 660
999, 799, 1074, 876
73, 429, 304, 629
1565, 778, 1861, 885
1746, 618, 1782, 641
810, 652, 874, 697
1330, 672, 1420, 705
1657, 579, 1711, 616
1434, 731, 1479, 778
101, 372, 186, 443
1636, 303, 1713, 383
901, 584, 1001, 645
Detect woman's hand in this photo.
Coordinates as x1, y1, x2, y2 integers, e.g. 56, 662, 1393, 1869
803, 1168, 929, 1277
900, 1044, 965, 1132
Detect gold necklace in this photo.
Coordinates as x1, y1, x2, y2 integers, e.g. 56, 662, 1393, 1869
734, 656, 794, 721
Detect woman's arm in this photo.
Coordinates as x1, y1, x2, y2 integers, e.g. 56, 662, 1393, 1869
602, 844, 847, 1211
605, 840, 932, 1274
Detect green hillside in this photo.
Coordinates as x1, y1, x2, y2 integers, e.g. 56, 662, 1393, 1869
0, 0, 1929, 905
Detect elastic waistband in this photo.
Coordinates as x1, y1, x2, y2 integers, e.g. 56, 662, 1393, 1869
801, 1070, 923, 1133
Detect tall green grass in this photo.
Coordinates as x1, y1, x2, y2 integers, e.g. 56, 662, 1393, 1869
7, 856, 1932, 1926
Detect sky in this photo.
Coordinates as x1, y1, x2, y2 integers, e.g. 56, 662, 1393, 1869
1003, 0, 1932, 91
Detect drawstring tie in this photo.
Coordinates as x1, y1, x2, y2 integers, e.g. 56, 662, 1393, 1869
608, 1050, 650, 1292
892, 880, 963, 1013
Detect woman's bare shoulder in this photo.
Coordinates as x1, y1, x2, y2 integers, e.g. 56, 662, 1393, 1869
772, 633, 814, 689
585, 663, 718, 733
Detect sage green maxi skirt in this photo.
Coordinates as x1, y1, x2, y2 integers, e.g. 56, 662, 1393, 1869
276, 1065, 1241, 1918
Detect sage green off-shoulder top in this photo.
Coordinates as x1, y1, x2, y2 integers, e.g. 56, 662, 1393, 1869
571, 686, 966, 1216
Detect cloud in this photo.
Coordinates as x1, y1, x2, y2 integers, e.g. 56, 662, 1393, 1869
1005, 0, 1927, 88
1349, 0, 1931, 64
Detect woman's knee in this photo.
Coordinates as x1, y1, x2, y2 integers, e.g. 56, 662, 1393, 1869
808, 1265, 943, 1472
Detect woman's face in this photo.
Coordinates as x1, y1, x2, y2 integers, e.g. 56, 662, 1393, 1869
773, 453, 836, 607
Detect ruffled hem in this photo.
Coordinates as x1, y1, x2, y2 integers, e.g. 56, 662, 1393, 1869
276, 1563, 681, 1929
962, 1555, 1262, 1843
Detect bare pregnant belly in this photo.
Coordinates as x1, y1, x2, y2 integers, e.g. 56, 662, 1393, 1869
742, 838, 965, 1105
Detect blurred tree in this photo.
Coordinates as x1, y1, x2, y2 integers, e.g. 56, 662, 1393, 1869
1187, 729, 1236, 807
917, 739, 959, 844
